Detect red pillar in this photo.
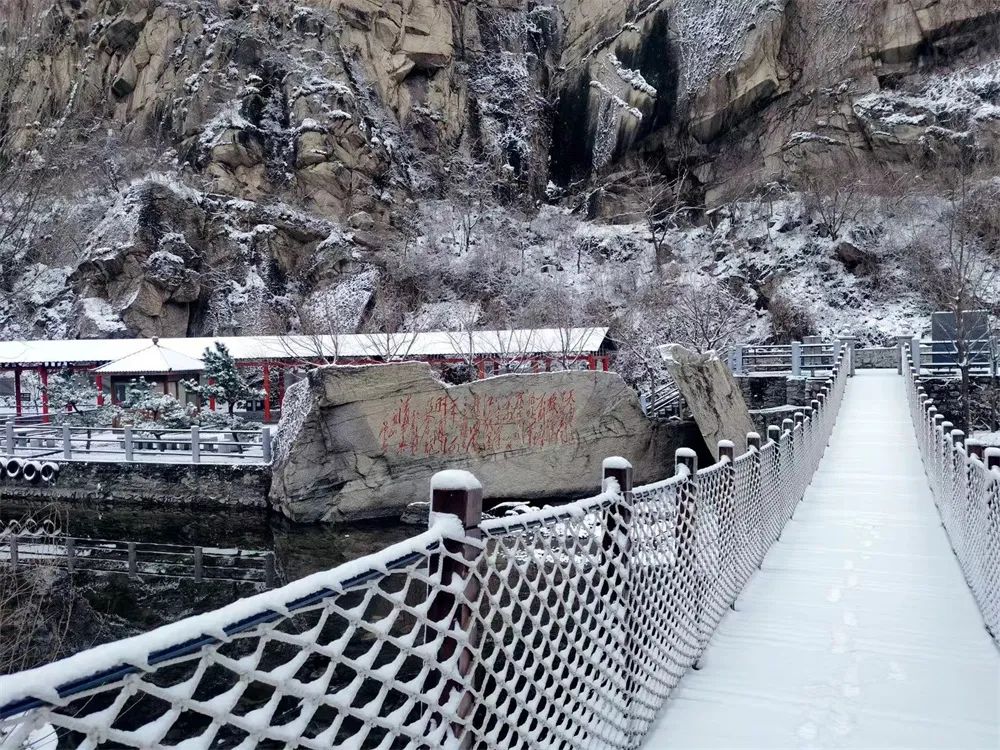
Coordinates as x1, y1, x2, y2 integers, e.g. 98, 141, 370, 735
14, 367, 22, 417
39, 366, 49, 423
602, 356, 610, 372
263, 363, 271, 423
277, 366, 286, 405
587, 354, 597, 371
208, 377, 216, 412
476, 359, 486, 380
96, 375, 105, 406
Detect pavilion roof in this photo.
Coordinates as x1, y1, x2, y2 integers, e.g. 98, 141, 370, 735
93, 341, 206, 375
0, 328, 611, 369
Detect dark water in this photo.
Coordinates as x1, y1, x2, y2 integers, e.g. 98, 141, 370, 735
0, 501, 421, 583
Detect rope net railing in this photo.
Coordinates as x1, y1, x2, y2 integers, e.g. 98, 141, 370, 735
903, 356, 1000, 645
0, 346, 851, 750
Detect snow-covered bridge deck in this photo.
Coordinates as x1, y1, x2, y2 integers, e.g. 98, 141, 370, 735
647, 370, 1000, 749
2, 357, 997, 750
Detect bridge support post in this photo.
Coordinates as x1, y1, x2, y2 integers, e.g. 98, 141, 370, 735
601, 457, 636, 739
967, 441, 985, 462
675, 448, 709, 668
767, 424, 781, 446
791, 342, 802, 377
717, 440, 738, 610
428, 470, 483, 747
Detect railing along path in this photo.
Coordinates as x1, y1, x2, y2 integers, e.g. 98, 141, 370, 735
1, 423, 271, 467
904, 355, 1000, 643
0, 348, 854, 749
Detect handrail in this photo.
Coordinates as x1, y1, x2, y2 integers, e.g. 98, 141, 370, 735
0, 347, 853, 749
902, 354, 999, 644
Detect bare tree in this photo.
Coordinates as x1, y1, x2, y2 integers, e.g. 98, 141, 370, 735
667, 280, 756, 353
358, 290, 421, 361
910, 168, 1000, 431
800, 167, 868, 240
617, 159, 694, 262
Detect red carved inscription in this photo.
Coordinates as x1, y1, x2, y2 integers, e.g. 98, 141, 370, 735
379, 390, 577, 456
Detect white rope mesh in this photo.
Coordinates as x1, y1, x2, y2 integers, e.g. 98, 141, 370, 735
904, 360, 1000, 645
0, 349, 852, 750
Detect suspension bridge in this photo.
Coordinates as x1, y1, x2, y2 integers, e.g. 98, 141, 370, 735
0, 345, 997, 749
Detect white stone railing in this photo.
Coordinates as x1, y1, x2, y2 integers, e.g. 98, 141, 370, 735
1, 423, 271, 469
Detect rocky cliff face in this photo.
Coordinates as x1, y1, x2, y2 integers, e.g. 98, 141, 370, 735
1, 0, 999, 343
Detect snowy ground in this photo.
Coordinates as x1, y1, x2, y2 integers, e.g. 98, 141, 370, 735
646, 370, 999, 749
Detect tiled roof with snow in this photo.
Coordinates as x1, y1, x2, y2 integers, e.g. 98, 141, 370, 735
94, 341, 207, 375
0, 328, 611, 368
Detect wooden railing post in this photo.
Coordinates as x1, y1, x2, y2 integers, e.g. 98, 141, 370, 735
62, 425, 72, 460
124, 427, 133, 462
791, 342, 802, 377
428, 470, 483, 746
602, 457, 636, 739
767, 425, 781, 446
194, 546, 204, 582
127, 542, 137, 579
66, 537, 75, 574
674, 448, 707, 666
602, 456, 634, 556
5, 420, 14, 455
967, 441, 985, 462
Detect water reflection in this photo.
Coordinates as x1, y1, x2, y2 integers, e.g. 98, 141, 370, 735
0, 501, 421, 582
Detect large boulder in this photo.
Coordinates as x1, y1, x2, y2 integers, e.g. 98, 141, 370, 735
270, 363, 678, 523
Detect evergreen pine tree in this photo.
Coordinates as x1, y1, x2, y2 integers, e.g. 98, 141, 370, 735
184, 344, 264, 417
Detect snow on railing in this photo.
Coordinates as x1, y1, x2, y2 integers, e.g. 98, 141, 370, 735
904, 335, 998, 377
731, 339, 852, 377
903, 355, 1000, 644
1, 424, 272, 467
0, 348, 852, 749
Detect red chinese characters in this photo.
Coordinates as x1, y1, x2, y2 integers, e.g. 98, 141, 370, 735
378, 389, 577, 456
